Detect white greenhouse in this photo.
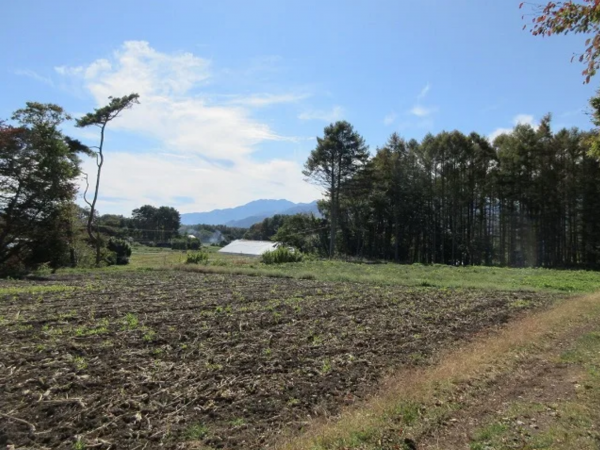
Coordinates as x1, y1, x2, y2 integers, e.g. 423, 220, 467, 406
218, 239, 279, 256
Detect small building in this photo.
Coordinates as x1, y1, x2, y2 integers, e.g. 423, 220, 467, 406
218, 239, 279, 257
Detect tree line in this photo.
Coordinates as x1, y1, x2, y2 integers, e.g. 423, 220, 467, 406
302, 112, 600, 268
97, 205, 181, 243
4, 96, 600, 273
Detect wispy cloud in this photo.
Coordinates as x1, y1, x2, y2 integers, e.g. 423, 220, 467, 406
489, 114, 537, 141
298, 105, 344, 122
417, 83, 431, 100
54, 40, 319, 214
408, 83, 439, 120
15, 69, 54, 86
409, 105, 439, 118
383, 111, 397, 126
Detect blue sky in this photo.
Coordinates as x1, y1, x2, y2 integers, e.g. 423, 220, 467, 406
1, 0, 596, 215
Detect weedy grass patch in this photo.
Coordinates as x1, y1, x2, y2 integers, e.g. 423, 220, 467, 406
0, 284, 76, 296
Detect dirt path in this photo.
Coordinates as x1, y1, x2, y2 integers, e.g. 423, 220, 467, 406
419, 322, 595, 450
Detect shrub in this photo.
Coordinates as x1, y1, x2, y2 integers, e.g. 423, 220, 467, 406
171, 239, 201, 251
185, 250, 209, 265
261, 246, 303, 264
107, 238, 132, 265
0, 255, 28, 278
72, 239, 97, 268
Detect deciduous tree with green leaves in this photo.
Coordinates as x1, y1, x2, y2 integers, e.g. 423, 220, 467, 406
131, 204, 180, 242
0, 103, 90, 275
303, 121, 369, 257
76, 94, 139, 264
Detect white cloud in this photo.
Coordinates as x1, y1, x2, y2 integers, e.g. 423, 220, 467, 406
488, 127, 513, 141
58, 41, 211, 99
407, 84, 438, 119
383, 111, 397, 126
417, 83, 431, 100
79, 152, 319, 215
55, 59, 113, 80
513, 114, 535, 127
298, 106, 344, 122
409, 105, 438, 117
54, 40, 319, 213
489, 114, 538, 141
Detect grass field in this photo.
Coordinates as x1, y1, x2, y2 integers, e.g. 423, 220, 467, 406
3, 252, 600, 449
57, 247, 600, 293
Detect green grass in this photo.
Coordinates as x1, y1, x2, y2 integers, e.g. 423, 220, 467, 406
122, 313, 139, 329
0, 284, 76, 296
229, 418, 246, 427
182, 258, 600, 293
469, 422, 508, 450
47, 249, 600, 293
183, 423, 209, 440
467, 328, 600, 450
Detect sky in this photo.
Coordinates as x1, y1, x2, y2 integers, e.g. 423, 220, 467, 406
1, 0, 597, 215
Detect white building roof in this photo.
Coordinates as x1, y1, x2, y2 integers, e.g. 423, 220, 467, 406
218, 239, 279, 256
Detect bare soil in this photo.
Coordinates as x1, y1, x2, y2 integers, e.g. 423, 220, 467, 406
0, 271, 557, 449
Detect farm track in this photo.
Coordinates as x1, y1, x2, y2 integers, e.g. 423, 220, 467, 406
0, 271, 559, 449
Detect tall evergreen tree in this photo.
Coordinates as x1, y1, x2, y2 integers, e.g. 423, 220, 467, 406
303, 121, 369, 257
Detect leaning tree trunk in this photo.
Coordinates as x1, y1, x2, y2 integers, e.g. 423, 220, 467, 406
87, 123, 106, 266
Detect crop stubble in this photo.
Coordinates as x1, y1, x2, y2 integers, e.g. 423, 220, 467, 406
0, 271, 557, 449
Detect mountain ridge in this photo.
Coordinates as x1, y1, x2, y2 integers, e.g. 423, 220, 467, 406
181, 199, 319, 226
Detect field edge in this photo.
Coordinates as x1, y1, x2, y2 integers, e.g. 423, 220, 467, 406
276, 292, 600, 450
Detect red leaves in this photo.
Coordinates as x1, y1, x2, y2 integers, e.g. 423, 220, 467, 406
523, 0, 599, 83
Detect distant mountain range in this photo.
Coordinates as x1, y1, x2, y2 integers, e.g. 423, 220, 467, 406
180, 199, 320, 227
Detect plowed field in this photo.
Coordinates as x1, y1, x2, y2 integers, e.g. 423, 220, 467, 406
0, 271, 557, 449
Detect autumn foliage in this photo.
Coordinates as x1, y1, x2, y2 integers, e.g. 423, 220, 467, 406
521, 0, 600, 83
